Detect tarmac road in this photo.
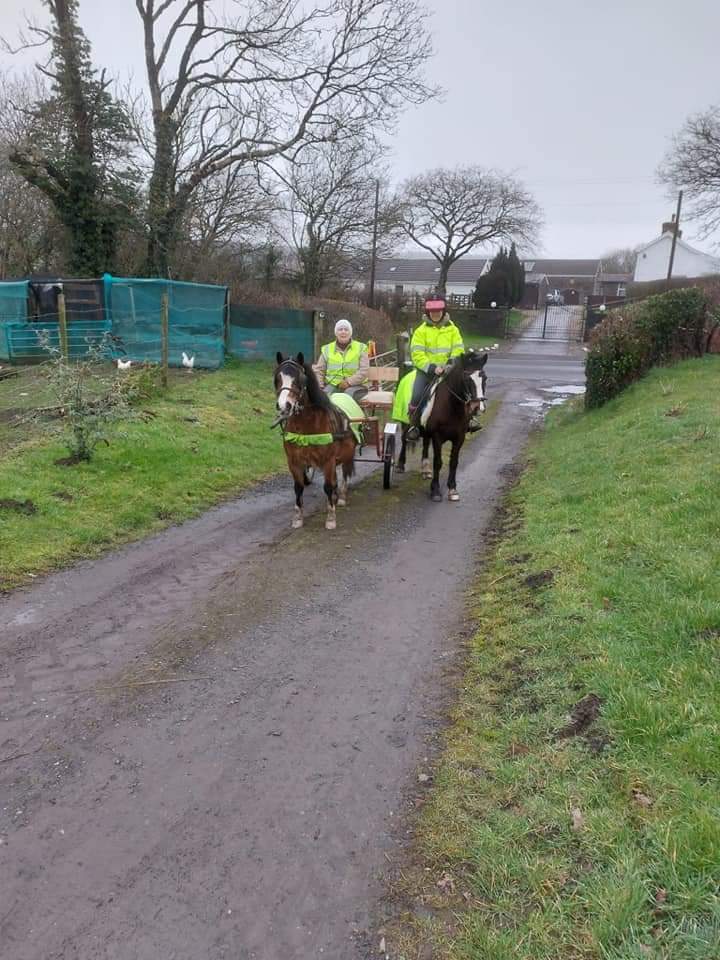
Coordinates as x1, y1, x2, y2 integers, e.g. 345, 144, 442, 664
0, 350, 584, 960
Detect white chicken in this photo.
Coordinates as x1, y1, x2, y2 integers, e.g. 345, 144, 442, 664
117, 358, 132, 371
182, 351, 195, 371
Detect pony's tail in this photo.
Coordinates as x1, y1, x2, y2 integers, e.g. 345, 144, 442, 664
342, 456, 355, 480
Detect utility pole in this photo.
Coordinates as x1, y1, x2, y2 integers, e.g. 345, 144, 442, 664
666, 190, 683, 291
368, 179, 380, 309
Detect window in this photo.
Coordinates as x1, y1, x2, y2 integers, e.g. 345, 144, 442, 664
434, 267, 440, 272
394, 284, 404, 295
389, 266, 397, 272
524, 261, 535, 271
617, 284, 626, 297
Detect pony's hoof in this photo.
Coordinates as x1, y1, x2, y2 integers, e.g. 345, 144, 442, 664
292, 516, 304, 529
337, 497, 347, 507
325, 517, 337, 530
421, 459, 432, 480
431, 492, 442, 503
448, 490, 460, 502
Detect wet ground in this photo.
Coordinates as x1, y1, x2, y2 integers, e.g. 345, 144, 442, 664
0, 350, 585, 960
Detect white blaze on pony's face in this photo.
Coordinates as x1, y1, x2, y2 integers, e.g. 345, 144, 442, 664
469, 370, 487, 413
276, 371, 295, 415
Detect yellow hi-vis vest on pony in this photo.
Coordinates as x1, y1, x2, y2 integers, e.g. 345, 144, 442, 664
410, 319, 464, 373
321, 339, 367, 386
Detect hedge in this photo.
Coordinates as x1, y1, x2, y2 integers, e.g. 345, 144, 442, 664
585, 287, 711, 408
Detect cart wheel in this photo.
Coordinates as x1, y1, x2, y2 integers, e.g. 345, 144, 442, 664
383, 434, 395, 490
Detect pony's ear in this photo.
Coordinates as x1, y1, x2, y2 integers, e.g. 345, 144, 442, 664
276, 351, 285, 366
296, 351, 305, 365
480, 352, 489, 366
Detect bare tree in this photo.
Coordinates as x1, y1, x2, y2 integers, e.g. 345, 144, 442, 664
133, 0, 437, 276
400, 166, 542, 292
600, 247, 637, 274
0, 74, 64, 277
659, 105, 720, 242
277, 137, 401, 295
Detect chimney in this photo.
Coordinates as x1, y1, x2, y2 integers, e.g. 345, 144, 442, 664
661, 214, 682, 238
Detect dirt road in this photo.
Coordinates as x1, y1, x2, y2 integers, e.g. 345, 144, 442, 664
1, 357, 583, 960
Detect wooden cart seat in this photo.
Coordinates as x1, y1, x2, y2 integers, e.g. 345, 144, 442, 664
361, 389, 395, 407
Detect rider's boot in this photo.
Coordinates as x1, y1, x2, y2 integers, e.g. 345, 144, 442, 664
405, 404, 421, 442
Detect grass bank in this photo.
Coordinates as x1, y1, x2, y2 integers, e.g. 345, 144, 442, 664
0, 360, 285, 590
389, 356, 720, 959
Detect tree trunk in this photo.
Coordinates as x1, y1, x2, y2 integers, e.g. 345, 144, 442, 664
145, 116, 179, 276
302, 234, 323, 296
437, 260, 450, 294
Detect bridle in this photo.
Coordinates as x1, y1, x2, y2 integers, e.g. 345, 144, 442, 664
273, 359, 307, 426
442, 365, 487, 410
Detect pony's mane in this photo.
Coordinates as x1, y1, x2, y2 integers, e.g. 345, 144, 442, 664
302, 361, 334, 411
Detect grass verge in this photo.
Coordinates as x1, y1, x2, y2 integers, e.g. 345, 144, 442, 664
0, 360, 285, 590
388, 356, 720, 960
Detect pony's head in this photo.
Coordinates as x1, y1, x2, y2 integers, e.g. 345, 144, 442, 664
460, 350, 488, 413
274, 352, 307, 417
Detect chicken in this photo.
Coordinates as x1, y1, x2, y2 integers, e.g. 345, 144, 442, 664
182, 352, 195, 371
117, 358, 132, 371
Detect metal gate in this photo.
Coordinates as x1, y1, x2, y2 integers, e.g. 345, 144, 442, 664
507, 304, 585, 341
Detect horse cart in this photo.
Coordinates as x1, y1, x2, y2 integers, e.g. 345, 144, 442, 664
353, 361, 402, 489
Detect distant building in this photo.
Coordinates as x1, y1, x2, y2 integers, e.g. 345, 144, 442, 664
634, 219, 720, 282
365, 257, 602, 307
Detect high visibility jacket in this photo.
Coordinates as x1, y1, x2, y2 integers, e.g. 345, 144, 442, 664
410, 318, 464, 373
321, 339, 367, 386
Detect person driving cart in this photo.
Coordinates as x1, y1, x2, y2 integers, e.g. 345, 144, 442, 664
314, 319, 369, 402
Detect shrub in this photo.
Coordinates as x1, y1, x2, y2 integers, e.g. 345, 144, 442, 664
585, 287, 710, 408
37, 334, 138, 463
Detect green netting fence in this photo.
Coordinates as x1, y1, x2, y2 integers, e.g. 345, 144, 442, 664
227, 305, 314, 361
0, 281, 30, 360
105, 276, 226, 369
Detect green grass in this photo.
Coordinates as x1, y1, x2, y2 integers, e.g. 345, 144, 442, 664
0, 360, 285, 590
390, 357, 720, 960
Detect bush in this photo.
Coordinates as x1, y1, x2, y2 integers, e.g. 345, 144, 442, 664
585, 287, 710, 408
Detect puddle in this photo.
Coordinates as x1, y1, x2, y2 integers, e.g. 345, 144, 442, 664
540, 384, 586, 395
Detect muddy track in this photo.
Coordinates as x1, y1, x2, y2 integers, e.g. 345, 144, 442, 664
1, 362, 583, 960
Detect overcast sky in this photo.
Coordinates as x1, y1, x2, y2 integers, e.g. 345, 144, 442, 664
3, 0, 719, 258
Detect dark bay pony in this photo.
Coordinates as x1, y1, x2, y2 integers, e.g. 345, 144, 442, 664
273, 352, 357, 530
398, 351, 488, 502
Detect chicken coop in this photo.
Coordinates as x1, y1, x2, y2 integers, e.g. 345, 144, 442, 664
0, 275, 228, 369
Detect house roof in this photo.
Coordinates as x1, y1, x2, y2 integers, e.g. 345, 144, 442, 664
599, 273, 632, 283
634, 233, 720, 266
373, 257, 602, 284
374, 258, 489, 284
528, 259, 601, 277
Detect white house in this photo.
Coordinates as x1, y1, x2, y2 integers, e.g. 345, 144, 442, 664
634, 220, 720, 282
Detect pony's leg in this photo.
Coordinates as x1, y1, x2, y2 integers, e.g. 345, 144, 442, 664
337, 464, 348, 506
397, 428, 407, 473
291, 464, 305, 528
430, 435, 443, 502
323, 459, 338, 530
447, 436, 464, 501
421, 434, 432, 480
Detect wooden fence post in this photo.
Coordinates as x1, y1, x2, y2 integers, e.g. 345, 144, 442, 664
313, 310, 324, 360
57, 290, 69, 358
160, 291, 169, 387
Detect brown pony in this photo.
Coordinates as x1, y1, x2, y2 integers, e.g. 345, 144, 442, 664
273, 352, 357, 530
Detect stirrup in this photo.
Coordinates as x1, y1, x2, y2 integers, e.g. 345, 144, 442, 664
406, 424, 420, 442
467, 419, 483, 433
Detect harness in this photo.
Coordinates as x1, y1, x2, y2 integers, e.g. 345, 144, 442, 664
273, 359, 353, 446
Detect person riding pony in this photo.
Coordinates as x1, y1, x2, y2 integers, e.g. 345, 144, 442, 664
405, 294, 482, 440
